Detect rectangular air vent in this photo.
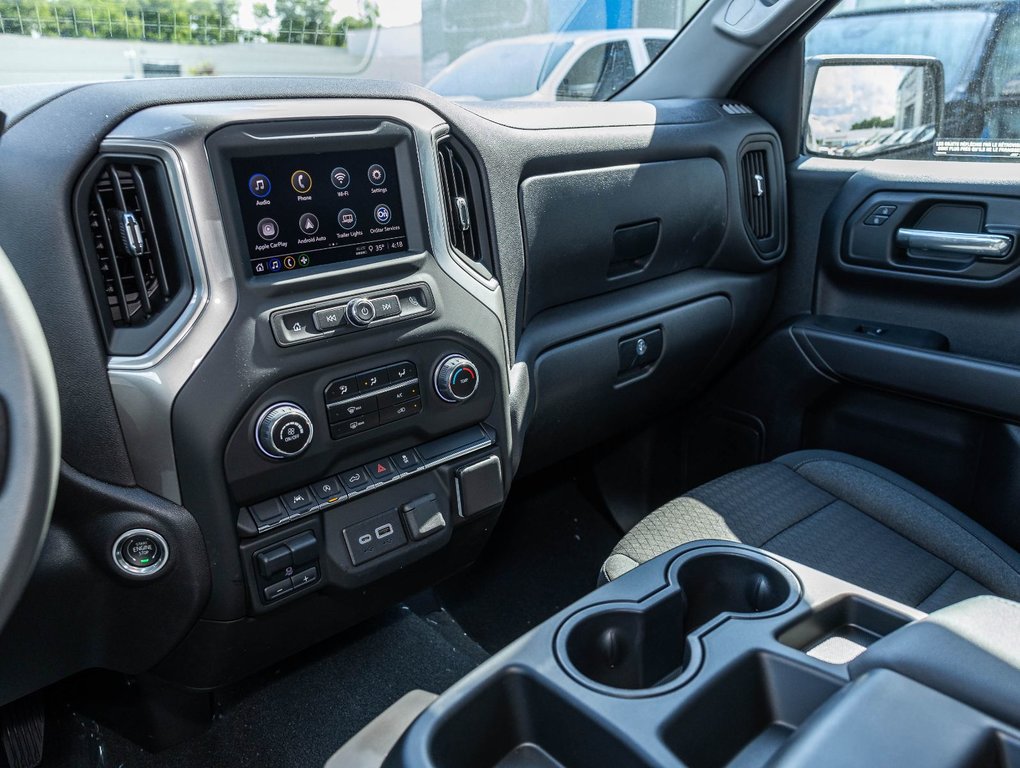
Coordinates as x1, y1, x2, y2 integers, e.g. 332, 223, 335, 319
741, 148, 773, 240
436, 136, 494, 277
78, 156, 192, 356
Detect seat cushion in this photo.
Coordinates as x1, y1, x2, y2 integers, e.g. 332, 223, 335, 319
602, 450, 1020, 612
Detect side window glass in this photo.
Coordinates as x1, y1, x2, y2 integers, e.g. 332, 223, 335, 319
804, 0, 1020, 161
557, 41, 635, 101
984, 15, 1020, 141
644, 38, 670, 61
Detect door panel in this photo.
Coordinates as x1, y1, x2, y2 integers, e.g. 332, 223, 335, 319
683, 157, 1020, 551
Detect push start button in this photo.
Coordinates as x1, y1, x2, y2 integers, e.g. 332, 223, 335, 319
113, 529, 169, 577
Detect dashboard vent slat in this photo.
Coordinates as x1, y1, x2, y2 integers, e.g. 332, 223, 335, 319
78, 155, 192, 356
741, 148, 773, 240
436, 136, 494, 277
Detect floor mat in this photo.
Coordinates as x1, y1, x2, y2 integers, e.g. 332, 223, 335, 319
43, 606, 487, 768
437, 470, 621, 653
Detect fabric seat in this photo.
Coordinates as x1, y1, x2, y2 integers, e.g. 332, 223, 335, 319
601, 450, 1020, 612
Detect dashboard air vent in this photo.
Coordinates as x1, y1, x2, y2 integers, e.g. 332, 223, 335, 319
436, 136, 494, 277
741, 149, 772, 240
737, 139, 785, 259
78, 156, 193, 356
721, 103, 753, 116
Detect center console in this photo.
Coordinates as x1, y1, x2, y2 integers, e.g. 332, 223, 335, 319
383, 542, 1020, 768
100, 99, 512, 689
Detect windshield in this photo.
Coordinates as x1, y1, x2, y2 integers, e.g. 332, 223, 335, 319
0, 0, 704, 101
807, 6, 994, 93
427, 40, 573, 100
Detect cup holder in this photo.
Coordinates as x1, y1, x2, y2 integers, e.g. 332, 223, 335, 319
557, 547, 800, 695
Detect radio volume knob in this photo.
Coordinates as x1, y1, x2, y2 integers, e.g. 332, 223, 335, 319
256, 403, 314, 460
434, 355, 480, 403
346, 298, 376, 327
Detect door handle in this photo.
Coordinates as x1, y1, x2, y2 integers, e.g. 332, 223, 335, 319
896, 228, 1013, 258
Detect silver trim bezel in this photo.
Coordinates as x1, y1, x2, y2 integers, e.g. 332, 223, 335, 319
112, 528, 170, 577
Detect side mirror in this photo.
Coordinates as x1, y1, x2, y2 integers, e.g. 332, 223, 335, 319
804, 55, 945, 158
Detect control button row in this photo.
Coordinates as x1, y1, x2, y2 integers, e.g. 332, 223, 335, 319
254, 530, 321, 603
244, 426, 493, 535
327, 382, 420, 425
271, 285, 434, 347
325, 362, 417, 403
864, 203, 898, 227
263, 566, 319, 602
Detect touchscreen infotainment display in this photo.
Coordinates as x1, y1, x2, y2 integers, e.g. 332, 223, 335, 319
231, 148, 407, 275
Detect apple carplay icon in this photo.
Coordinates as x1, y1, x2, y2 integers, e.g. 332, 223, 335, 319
331, 166, 350, 190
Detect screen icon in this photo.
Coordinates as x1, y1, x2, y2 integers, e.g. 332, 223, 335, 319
374, 204, 392, 225
257, 218, 279, 241
248, 173, 271, 198
367, 164, 386, 186
290, 170, 313, 194
338, 208, 357, 230
330, 167, 351, 190
298, 254, 311, 267
268, 258, 282, 272
298, 212, 319, 235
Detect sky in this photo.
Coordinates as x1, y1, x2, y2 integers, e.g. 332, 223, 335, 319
237, 0, 422, 30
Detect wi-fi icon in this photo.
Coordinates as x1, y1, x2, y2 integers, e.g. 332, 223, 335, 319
331, 167, 350, 190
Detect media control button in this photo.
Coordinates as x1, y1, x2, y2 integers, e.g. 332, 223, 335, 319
330, 167, 351, 190
291, 170, 313, 194
327, 396, 377, 424
324, 377, 357, 403
370, 294, 401, 319
346, 298, 376, 326
374, 204, 392, 225
313, 306, 345, 331
377, 383, 420, 409
330, 412, 380, 440
366, 458, 396, 481
257, 218, 279, 241
298, 212, 319, 235
338, 208, 357, 230
367, 164, 386, 186
248, 173, 271, 198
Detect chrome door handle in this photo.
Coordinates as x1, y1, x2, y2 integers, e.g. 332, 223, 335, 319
896, 228, 1013, 258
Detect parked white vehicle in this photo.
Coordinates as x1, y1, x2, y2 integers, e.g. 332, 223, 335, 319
427, 28, 674, 101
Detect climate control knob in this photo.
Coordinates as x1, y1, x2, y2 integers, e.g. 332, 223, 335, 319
346, 298, 376, 327
434, 355, 480, 403
256, 403, 314, 460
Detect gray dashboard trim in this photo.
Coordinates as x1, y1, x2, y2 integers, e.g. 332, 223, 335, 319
105, 98, 510, 504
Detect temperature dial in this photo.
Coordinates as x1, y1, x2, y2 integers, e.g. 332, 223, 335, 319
434, 355, 480, 403
256, 403, 314, 459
